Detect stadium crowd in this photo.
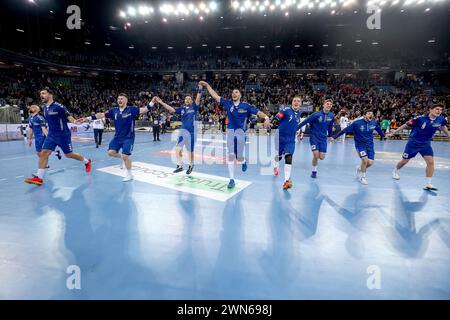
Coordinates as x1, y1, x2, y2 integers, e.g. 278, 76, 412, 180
0, 67, 448, 133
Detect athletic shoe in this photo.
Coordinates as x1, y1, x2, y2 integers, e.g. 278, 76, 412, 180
186, 165, 194, 175
227, 179, 235, 189
392, 170, 400, 180
311, 171, 317, 179
423, 184, 438, 191
85, 159, 92, 173
173, 165, 183, 173
96, 144, 99, 148
242, 161, 247, 172
273, 167, 279, 177
359, 176, 368, 185
283, 180, 293, 190
24, 176, 43, 186
122, 175, 134, 182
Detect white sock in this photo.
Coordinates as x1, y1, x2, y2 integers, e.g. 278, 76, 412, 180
427, 177, 432, 184
362, 171, 367, 178
82, 158, 89, 164
127, 169, 133, 177
285, 164, 292, 181
227, 161, 235, 179
273, 159, 279, 169
312, 166, 317, 172
394, 168, 399, 173
37, 168, 47, 179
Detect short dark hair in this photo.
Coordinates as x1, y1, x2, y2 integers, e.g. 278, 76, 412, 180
324, 97, 333, 103
118, 93, 128, 99
430, 103, 444, 109
40, 87, 54, 95
365, 109, 374, 114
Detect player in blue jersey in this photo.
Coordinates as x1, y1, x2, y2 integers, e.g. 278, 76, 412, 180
24, 88, 92, 186
156, 86, 202, 174
333, 110, 385, 185
200, 81, 270, 189
27, 104, 48, 157
271, 96, 303, 190
297, 98, 335, 178
78, 93, 158, 182
387, 104, 449, 191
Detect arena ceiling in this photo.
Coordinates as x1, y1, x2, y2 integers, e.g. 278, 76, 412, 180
0, 0, 449, 57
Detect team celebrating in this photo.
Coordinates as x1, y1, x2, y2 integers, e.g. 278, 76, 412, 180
24, 83, 449, 192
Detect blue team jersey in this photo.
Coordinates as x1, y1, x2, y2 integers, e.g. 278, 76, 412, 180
338, 118, 384, 146
220, 98, 259, 131
105, 106, 140, 140
43, 102, 71, 135
276, 107, 302, 142
407, 115, 447, 144
298, 110, 334, 140
175, 103, 199, 132
28, 114, 46, 137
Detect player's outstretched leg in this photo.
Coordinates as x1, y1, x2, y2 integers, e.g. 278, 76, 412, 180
282, 154, 293, 190
24, 149, 52, 185
174, 146, 184, 173
423, 156, 437, 191
122, 154, 134, 182
392, 158, 409, 180
273, 155, 281, 177
65, 152, 92, 172
311, 151, 319, 178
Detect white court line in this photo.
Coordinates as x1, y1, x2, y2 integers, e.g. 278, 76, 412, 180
0, 178, 7, 181
15, 175, 24, 179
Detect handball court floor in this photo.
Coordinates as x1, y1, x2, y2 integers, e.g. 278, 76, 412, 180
0, 131, 449, 300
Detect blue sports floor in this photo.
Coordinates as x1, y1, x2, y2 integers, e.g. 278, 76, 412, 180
0, 131, 449, 299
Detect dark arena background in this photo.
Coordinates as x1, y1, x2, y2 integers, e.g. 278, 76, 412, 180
0, 0, 449, 303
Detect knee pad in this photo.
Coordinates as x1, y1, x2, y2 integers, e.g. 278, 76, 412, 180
285, 154, 293, 165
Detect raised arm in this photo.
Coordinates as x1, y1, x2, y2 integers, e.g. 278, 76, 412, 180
139, 96, 158, 115
156, 97, 176, 114
195, 86, 202, 106
199, 81, 220, 103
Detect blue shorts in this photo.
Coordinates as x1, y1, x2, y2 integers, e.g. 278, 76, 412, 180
277, 138, 295, 156
42, 133, 73, 154
227, 129, 246, 160
402, 141, 433, 159
310, 136, 327, 153
355, 144, 375, 160
109, 137, 134, 155
34, 136, 45, 153
176, 130, 196, 152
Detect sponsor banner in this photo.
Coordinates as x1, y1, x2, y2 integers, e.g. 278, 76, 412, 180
97, 162, 252, 201
69, 123, 93, 134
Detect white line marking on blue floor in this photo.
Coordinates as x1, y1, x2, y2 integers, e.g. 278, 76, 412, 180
0, 178, 7, 181
15, 175, 24, 179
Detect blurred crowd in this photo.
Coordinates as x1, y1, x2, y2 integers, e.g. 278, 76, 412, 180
0, 68, 448, 132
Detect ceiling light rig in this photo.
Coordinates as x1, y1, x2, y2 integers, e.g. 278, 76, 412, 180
117, 0, 450, 21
